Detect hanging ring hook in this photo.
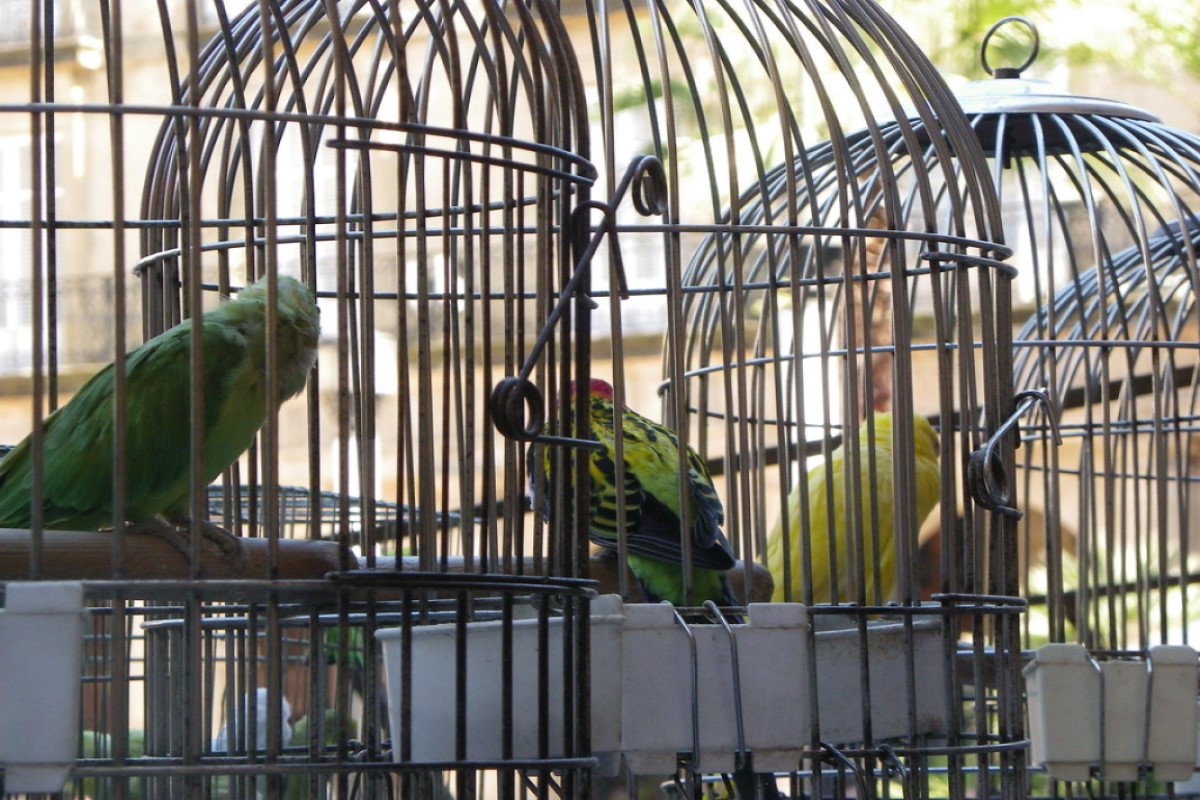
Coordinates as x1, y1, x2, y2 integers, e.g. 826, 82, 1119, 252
981, 16, 1039, 78
629, 156, 668, 216
489, 156, 670, 444
967, 388, 1060, 518
488, 377, 546, 442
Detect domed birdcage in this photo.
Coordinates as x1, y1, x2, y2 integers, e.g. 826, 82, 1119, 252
554, 1, 1024, 799
0, 0, 603, 797
131, 0, 604, 792
578, 0, 1013, 587
135, 0, 595, 557
950, 18, 1200, 654
3, 2, 1079, 799
667, 14, 1200, 795
670, 14, 1200, 795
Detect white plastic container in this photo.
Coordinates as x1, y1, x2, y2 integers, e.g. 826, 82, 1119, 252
1024, 643, 1101, 781
1025, 642, 1199, 782
0, 581, 88, 794
380, 597, 951, 776
1100, 659, 1148, 781
811, 614, 947, 745
377, 594, 626, 773
619, 602, 808, 775
1145, 645, 1199, 781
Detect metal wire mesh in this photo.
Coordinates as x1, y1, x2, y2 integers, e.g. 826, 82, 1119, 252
942, 17, 1200, 661
669, 118, 1026, 796
934, 17, 1200, 797
66, 575, 596, 799
204, 484, 462, 543
995, 111, 1200, 653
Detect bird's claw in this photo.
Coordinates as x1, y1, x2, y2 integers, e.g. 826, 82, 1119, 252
197, 519, 247, 565
125, 517, 246, 569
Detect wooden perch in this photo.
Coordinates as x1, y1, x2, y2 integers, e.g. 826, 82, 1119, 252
0, 530, 344, 581
0, 532, 775, 606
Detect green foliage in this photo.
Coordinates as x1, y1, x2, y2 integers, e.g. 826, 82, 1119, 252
889, 0, 1200, 103
76, 730, 145, 800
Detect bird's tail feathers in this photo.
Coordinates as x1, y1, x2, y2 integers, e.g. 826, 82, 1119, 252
714, 574, 744, 624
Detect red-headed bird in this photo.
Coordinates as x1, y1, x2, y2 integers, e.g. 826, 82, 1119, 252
532, 378, 739, 611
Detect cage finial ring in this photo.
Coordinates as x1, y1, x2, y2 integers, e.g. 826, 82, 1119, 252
981, 16, 1039, 78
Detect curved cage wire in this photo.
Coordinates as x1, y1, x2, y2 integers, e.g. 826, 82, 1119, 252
674, 124, 1014, 601
2, 1, 1074, 798
1012, 199, 1200, 654
657, 15, 1200, 791
134, 0, 595, 563
133, 0, 601, 791
575, 0, 1014, 600
565, 1, 1026, 798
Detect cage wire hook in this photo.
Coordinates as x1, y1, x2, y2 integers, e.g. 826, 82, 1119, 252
626, 154, 669, 217
670, 604, 704, 778
489, 156, 669, 444
820, 742, 872, 799
967, 389, 1060, 518
878, 744, 912, 800
486, 206, 602, 443
980, 16, 1039, 78
704, 600, 748, 773
1092, 652, 1109, 780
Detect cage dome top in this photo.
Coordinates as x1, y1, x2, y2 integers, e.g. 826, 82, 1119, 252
954, 77, 1159, 123
951, 16, 1161, 156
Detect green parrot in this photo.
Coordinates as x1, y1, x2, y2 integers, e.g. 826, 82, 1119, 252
532, 377, 740, 611
0, 275, 320, 558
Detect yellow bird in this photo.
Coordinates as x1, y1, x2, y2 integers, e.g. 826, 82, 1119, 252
765, 413, 941, 604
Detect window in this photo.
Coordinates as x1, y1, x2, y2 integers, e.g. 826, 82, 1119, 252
0, 133, 34, 372
0, 0, 66, 46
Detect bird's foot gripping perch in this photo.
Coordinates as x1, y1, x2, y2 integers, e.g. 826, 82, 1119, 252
125, 517, 247, 568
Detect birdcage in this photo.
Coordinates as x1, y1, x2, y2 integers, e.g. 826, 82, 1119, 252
959, 19, 1200, 647
0, 0, 602, 796
539, 1, 1027, 799
952, 17, 1200, 794
686, 14, 1200, 797
0, 2, 1066, 800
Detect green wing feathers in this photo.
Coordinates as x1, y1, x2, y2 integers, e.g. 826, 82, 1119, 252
533, 378, 737, 608
0, 276, 319, 531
